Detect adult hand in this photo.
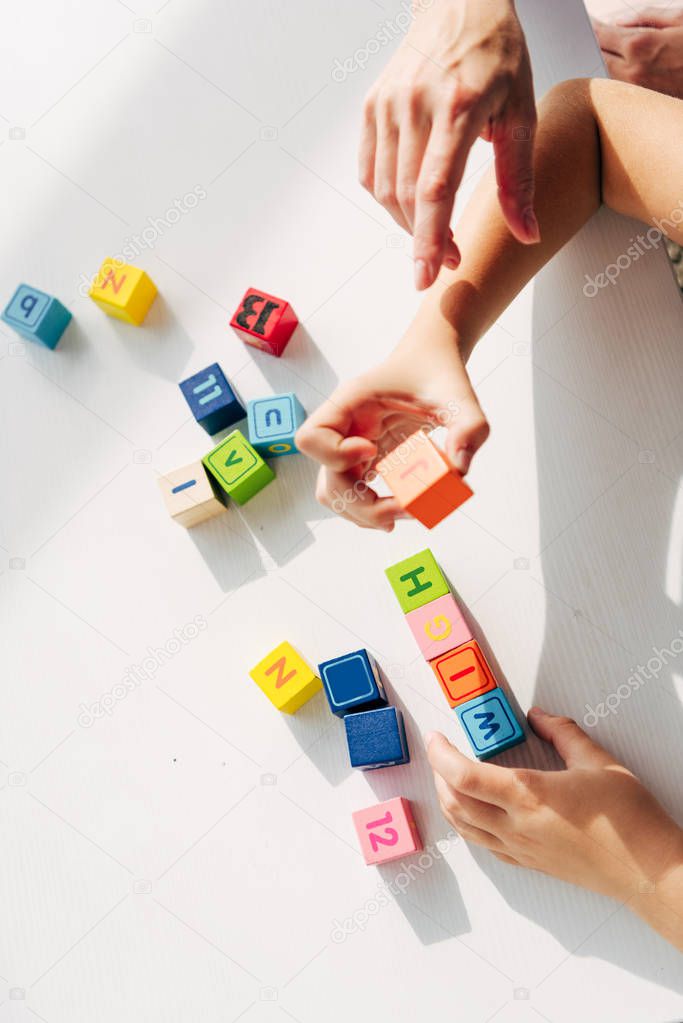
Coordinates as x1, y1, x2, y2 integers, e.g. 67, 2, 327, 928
359, 0, 539, 292
592, 8, 683, 97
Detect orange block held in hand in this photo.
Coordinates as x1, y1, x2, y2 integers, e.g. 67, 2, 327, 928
376, 429, 472, 528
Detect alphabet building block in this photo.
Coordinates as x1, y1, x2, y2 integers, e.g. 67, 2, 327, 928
376, 429, 473, 528
430, 639, 497, 708
249, 641, 322, 713
344, 706, 410, 769
231, 287, 298, 356
352, 797, 422, 865
318, 648, 388, 717
456, 688, 525, 759
180, 362, 245, 435
2, 284, 71, 348
203, 429, 274, 505
405, 592, 472, 660
385, 548, 449, 614
89, 258, 157, 324
157, 461, 227, 527
247, 392, 306, 456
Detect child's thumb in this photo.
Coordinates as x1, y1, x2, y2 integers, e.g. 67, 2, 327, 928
445, 393, 490, 476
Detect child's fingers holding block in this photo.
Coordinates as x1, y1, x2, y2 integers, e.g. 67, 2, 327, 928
376, 429, 472, 528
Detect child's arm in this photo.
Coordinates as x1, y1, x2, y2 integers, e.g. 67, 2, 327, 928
426, 710, 683, 951
297, 78, 683, 528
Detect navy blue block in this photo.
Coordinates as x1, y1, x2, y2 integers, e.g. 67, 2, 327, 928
345, 706, 410, 770
179, 362, 245, 435
318, 648, 387, 717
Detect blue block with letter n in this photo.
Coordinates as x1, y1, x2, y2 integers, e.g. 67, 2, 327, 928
318, 648, 388, 717
179, 362, 245, 435
456, 688, 525, 760
2, 284, 72, 348
247, 392, 306, 457
345, 706, 410, 769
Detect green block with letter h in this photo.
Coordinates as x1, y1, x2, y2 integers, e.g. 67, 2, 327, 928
203, 429, 274, 505
385, 548, 450, 613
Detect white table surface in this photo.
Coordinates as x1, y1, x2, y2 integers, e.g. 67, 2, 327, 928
2, 1, 682, 1020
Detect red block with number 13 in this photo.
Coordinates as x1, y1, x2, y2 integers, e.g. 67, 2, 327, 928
230, 286, 298, 357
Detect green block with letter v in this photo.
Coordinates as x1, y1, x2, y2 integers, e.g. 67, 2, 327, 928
203, 428, 274, 505
385, 548, 450, 613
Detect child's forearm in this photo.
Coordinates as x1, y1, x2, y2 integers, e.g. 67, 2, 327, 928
408, 78, 683, 356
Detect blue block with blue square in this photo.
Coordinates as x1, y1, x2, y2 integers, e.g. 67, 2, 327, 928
456, 688, 525, 760
247, 392, 306, 457
179, 362, 245, 435
318, 648, 387, 717
344, 706, 410, 770
2, 284, 72, 349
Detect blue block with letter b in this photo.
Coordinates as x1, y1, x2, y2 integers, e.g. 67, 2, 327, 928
456, 688, 525, 760
247, 392, 306, 457
2, 284, 72, 348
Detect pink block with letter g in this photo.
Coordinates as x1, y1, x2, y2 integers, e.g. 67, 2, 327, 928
405, 592, 472, 660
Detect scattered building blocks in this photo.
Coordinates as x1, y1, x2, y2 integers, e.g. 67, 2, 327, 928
247, 392, 306, 456
344, 706, 410, 769
352, 797, 422, 865
203, 429, 274, 505
157, 461, 228, 527
230, 286, 298, 356
88, 258, 157, 325
376, 429, 473, 528
2, 284, 71, 348
456, 688, 525, 759
405, 592, 472, 660
179, 362, 245, 435
318, 648, 388, 717
430, 639, 497, 708
250, 641, 322, 714
385, 548, 450, 614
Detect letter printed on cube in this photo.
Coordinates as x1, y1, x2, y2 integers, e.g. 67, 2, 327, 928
249, 641, 322, 713
203, 429, 274, 505
385, 548, 449, 613
376, 429, 473, 528
456, 688, 525, 759
405, 592, 472, 660
247, 392, 306, 456
180, 362, 245, 435
2, 284, 72, 348
89, 258, 157, 325
352, 797, 422, 865
157, 461, 228, 527
230, 286, 298, 356
430, 639, 497, 708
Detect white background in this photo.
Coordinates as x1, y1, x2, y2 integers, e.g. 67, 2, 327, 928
1, 0, 682, 1020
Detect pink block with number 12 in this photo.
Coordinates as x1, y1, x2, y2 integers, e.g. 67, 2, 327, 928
352, 797, 423, 865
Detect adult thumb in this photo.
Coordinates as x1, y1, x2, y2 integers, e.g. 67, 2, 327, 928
445, 392, 490, 476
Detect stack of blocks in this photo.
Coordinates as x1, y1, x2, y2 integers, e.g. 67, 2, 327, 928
386, 549, 525, 759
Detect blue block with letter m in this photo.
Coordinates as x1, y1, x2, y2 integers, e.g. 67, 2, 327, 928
2, 284, 72, 348
247, 392, 306, 457
179, 362, 245, 435
456, 688, 525, 760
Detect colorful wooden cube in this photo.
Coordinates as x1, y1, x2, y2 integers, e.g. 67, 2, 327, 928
405, 592, 472, 660
203, 429, 274, 505
385, 548, 449, 614
157, 461, 228, 527
318, 648, 387, 718
2, 284, 71, 348
230, 286, 298, 356
352, 797, 422, 865
344, 706, 410, 770
376, 429, 473, 528
180, 362, 245, 435
430, 639, 497, 708
249, 641, 322, 713
456, 688, 525, 760
247, 392, 306, 456
88, 258, 157, 325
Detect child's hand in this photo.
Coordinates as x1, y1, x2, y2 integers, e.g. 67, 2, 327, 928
296, 332, 488, 530
426, 708, 683, 920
